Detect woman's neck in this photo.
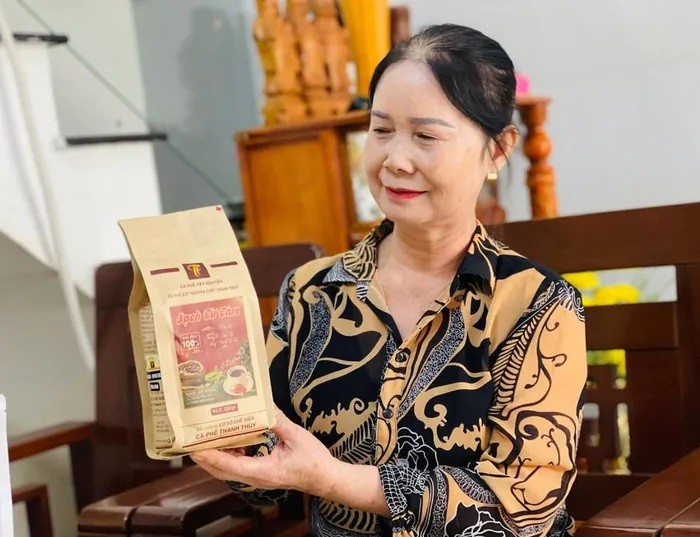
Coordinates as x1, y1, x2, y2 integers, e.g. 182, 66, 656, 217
380, 216, 477, 275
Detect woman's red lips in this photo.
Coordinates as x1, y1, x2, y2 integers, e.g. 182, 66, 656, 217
385, 186, 425, 200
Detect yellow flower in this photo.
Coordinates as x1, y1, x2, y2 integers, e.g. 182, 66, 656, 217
603, 349, 626, 377
581, 295, 596, 307
563, 271, 600, 292
593, 284, 641, 305
587, 349, 627, 377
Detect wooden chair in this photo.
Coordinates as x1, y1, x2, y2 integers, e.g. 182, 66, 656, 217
8, 243, 321, 536
1, 400, 54, 537
3, 394, 55, 537
490, 202, 700, 531
10, 485, 52, 537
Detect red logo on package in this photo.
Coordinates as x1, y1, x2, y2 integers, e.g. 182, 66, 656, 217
183, 263, 210, 279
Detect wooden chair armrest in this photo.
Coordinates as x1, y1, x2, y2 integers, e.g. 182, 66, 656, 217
128, 476, 250, 534
662, 501, 700, 537
8, 421, 95, 462
11, 483, 49, 506
568, 473, 652, 521
577, 448, 700, 537
78, 466, 245, 534
80, 466, 309, 536
9, 421, 97, 510
12, 484, 53, 537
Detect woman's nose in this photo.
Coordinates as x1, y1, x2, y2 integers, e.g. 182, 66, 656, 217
383, 138, 415, 175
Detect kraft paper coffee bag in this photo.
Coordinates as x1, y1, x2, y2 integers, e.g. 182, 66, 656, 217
119, 206, 275, 459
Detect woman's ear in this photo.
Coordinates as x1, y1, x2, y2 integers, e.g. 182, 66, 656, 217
489, 125, 520, 172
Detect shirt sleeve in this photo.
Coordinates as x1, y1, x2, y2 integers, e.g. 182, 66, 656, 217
227, 270, 298, 506
377, 278, 587, 536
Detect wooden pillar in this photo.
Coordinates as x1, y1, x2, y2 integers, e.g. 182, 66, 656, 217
517, 97, 558, 218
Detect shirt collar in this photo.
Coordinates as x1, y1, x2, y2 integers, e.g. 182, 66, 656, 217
323, 219, 500, 294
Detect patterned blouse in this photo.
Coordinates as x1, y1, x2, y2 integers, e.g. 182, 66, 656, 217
233, 220, 587, 537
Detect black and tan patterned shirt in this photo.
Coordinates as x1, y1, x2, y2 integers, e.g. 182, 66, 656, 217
235, 220, 587, 537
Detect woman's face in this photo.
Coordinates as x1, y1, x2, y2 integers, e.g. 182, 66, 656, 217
364, 60, 503, 229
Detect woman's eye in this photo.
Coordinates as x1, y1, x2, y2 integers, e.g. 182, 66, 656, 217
372, 127, 392, 135
416, 132, 437, 141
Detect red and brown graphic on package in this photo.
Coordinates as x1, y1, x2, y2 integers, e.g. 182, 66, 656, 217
170, 297, 257, 408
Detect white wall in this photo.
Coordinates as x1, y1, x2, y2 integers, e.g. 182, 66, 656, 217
393, 0, 700, 221
1, 0, 147, 135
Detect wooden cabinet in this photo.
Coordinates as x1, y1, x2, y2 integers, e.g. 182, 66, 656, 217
238, 112, 362, 256
237, 99, 556, 256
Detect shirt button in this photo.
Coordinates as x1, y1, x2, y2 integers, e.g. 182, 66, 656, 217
382, 408, 394, 419
396, 350, 408, 363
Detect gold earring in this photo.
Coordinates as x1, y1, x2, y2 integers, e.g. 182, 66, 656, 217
486, 171, 498, 181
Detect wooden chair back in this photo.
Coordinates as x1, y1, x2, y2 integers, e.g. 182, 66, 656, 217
87, 243, 322, 503
489, 203, 700, 519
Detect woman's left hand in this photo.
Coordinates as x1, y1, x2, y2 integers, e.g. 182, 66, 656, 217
190, 409, 338, 497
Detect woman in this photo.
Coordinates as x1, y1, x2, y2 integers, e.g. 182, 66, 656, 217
193, 24, 587, 537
